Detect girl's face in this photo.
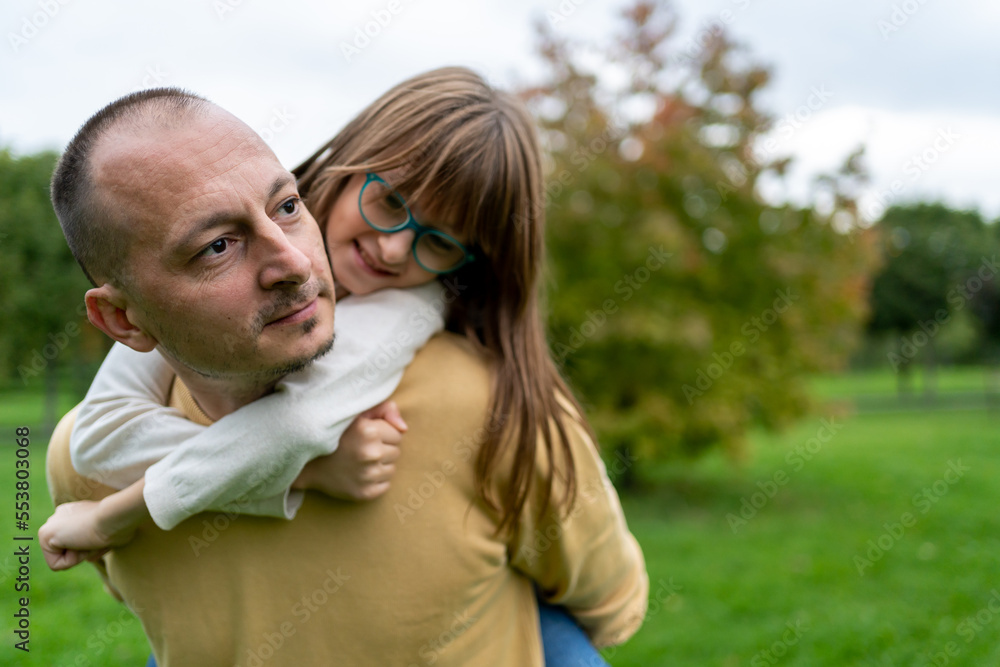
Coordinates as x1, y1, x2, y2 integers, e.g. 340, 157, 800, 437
323, 173, 467, 298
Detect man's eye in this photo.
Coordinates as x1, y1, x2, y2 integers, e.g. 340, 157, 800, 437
278, 197, 301, 217
199, 238, 231, 257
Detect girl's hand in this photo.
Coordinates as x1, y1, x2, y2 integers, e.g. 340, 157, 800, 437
39, 501, 123, 571
293, 401, 407, 501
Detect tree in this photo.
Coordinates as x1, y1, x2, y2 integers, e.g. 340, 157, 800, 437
0, 149, 105, 429
524, 1, 880, 474
867, 203, 998, 392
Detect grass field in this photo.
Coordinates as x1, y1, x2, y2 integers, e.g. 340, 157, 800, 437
2, 368, 998, 665
611, 408, 1000, 666
808, 364, 1000, 401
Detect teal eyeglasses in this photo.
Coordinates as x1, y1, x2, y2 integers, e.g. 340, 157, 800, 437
357, 173, 475, 274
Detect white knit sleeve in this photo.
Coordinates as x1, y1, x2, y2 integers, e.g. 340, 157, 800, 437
70, 342, 202, 490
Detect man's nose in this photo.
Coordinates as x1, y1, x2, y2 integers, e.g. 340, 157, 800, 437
377, 230, 414, 265
258, 221, 313, 289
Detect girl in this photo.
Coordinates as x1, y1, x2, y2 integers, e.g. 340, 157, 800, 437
42, 67, 635, 665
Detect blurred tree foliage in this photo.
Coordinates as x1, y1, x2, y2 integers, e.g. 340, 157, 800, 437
525, 1, 881, 468
0, 149, 105, 426
867, 203, 999, 382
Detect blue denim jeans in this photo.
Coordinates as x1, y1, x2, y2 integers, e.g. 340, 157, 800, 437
145, 599, 607, 666
538, 600, 610, 667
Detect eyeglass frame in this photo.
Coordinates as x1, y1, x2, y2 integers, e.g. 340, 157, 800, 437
357, 172, 476, 275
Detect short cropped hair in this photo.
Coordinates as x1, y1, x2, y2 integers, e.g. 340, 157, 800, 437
50, 88, 209, 286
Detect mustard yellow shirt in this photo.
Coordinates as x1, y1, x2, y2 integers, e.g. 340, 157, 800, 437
46, 333, 648, 666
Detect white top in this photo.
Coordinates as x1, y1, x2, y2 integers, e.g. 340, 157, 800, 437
69, 283, 447, 530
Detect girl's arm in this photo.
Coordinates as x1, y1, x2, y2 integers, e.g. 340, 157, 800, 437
71, 342, 203, 489
73, 283, 446, 531
292, 400, 407, 500
39, 479, 149, 571
70, 343, 293, 519
41, 399, 408, 572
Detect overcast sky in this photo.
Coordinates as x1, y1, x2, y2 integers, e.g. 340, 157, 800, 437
2, 0, 996, 221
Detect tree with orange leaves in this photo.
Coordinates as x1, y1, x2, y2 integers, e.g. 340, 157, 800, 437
526, 1, 881, 476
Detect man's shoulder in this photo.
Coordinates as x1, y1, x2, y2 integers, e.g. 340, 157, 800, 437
417, 331, 485, 359
407, 332, 492, 385
46, 406, 117, 505
394, 332, 493, 423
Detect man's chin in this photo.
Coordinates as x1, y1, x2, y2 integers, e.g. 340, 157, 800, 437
158, 328, 335, 382
270, 332, 336, 377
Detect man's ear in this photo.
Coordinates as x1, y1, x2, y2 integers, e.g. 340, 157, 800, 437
85, 285, 159, 353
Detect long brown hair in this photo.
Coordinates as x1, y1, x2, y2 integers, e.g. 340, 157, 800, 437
294, 67, 594, 534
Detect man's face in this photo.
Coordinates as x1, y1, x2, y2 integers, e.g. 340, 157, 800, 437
91, 107, 336, 380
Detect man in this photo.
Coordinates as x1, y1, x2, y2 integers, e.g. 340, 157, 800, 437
51, 89, 337, 418
45, 89, 648, 666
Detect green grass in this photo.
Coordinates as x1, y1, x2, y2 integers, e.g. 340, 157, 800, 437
610, 408, 1000, 666
1, 429, 151, 666
809, 364, 999, 399
0, 388, 82, 429
5, 371, 1000, 665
